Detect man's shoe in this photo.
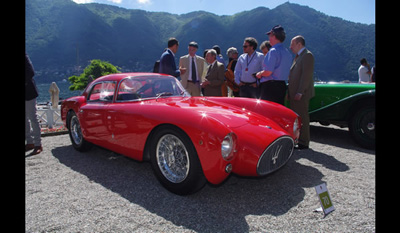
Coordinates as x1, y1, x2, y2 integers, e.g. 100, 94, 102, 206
29, 146, 43, 156
25, 144, 35, 152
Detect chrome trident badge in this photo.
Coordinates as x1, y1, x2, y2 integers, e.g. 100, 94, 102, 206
271, 144, 283, 164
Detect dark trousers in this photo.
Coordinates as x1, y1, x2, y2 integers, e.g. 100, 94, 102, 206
259, 80, 287, 105
239, 84, 258, 98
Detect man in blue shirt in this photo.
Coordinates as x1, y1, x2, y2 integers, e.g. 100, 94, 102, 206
256, 25, 292, 105
159, 38, 186, 80
234, 37, 264, 98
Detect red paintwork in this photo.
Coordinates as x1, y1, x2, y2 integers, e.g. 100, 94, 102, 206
62, 73, 301, 185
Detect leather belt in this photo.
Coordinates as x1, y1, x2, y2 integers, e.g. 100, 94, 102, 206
240, 81, 256, 85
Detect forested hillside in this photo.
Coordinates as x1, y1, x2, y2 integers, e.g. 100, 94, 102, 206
26, 0, 375, 83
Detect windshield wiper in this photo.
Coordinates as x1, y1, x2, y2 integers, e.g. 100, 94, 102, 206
180, 90, 191, 97
156, 92, 174, 100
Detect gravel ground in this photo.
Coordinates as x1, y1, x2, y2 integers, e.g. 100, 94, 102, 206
26, 123, 375, 232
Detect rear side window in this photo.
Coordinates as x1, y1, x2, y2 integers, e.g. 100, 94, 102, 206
88, 82, 116, 102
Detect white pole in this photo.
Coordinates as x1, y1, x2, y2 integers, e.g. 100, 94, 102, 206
46, 104, 54, 129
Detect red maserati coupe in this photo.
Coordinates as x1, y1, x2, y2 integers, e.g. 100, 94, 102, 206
61, 73, 301, 195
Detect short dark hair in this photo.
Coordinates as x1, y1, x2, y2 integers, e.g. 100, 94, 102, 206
260, 40, 272, 50
244, 37, 258, 50
203, 49, 209, 58
168, 38, 179, 48
360, 58, 367, 65
212, 45, 221, 54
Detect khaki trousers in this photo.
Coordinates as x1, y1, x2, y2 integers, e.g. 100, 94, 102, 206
186, 81, 201, 96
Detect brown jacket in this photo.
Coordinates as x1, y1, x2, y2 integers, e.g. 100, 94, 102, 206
204, 61, 225, 96
288, 48, 315, 100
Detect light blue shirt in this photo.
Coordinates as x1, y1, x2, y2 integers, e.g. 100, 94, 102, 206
234, 51, 264, 84
216, 54, 226, 67
297, 47, 306, 56
261, 43, 293, 83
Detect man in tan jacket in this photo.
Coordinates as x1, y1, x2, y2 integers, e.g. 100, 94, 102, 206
179, 41, 205, 96
288, 35, 315, 149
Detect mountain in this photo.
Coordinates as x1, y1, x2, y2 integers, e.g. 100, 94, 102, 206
25, 0, 375, 83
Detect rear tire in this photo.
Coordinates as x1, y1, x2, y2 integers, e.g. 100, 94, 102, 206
67, 111, 92, 152
150, 126, 206, 195
349, 105, 375, 149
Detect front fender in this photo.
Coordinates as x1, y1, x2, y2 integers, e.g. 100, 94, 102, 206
141, 103, 233, 185
206, 97, 300, 141
178, 112, 233, 185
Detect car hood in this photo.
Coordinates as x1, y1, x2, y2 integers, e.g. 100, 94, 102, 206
151, 97, 282, 130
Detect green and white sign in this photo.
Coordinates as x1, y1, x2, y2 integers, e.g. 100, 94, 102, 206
315, 183, 335, 216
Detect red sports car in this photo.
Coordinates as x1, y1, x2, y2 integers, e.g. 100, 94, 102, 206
61, 73, 301, 195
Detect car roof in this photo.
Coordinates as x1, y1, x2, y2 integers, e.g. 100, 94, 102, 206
95, 72, 172, 83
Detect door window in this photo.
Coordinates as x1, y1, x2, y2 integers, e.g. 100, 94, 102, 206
88, 82, 116, 102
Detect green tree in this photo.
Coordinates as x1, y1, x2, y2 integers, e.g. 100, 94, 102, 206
68, 59, 121, 90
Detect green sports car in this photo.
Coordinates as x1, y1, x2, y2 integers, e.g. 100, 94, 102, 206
306, 82, 375, 149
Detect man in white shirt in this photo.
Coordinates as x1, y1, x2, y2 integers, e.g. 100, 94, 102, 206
358, 58, 371, 83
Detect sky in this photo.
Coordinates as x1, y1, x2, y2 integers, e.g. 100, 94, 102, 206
72, 0, 375, 25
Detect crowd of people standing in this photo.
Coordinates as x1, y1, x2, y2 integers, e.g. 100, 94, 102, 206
158, 25, 315, 149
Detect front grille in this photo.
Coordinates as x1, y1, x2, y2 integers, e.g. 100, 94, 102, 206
257, 136, 294, 176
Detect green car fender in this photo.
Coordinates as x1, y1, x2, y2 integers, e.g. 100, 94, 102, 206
284, 82, 375, 149
309, 89, 375, 125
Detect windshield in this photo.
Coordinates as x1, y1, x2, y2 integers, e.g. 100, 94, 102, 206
116, 75, 190, 101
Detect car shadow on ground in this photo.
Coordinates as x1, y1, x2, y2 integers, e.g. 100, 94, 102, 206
310, 124, 375, 155
52, 144, 326, 232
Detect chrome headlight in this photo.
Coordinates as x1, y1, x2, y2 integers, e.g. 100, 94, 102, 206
293, 117, 299, 133
293, 117, 300, 141
221, 132, 236, 161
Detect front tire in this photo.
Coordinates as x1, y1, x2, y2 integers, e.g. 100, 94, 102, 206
150, 126, 206, 195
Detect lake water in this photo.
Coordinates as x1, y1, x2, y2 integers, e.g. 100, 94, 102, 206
36, 82, 82, 104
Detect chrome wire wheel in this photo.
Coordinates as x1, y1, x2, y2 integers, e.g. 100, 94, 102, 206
156, 134, 190, 183
70, 115, 83, 146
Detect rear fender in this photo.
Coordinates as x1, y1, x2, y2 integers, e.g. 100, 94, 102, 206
61, 96, 87, 128
309, 89, 375, 123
